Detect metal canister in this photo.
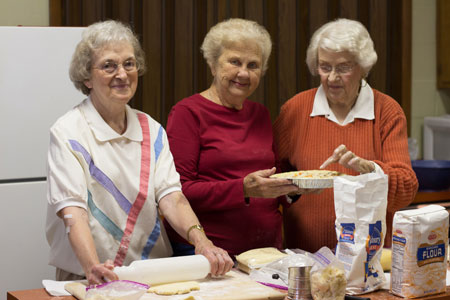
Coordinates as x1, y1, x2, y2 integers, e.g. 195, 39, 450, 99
287, 265, 312, 300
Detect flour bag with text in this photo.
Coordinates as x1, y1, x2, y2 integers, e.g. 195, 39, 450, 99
390, 205, 448, 298
334, 172, 388, 295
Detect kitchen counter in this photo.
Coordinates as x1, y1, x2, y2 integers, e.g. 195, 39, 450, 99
363, 287, 450, 299
412, 189, 450, 204
7, 288, 72, 300
8, 287, 450, 300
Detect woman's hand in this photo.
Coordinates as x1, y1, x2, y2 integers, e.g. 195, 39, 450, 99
85, 259, 118, 285
193, 238, 234, 277
159, 192, 234, 276
244, 167, 301, 198
320, 144, 375, 174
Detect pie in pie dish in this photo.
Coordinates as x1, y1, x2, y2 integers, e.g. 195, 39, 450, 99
270, 170, 344, 188
271, 170, 342, 179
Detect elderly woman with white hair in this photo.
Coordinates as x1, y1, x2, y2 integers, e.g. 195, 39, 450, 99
274, 18, 418, 252
165, 18, 302, 257
46, 20, 233, 285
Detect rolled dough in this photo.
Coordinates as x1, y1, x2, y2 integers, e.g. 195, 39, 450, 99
148, 281, 200, 295
235, 247, 287, 273
64, 282, 87, 300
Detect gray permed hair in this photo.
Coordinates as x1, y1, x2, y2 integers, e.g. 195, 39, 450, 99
69, 20, 146, 95
201, 18, 272, 74
306, 18, 378, 78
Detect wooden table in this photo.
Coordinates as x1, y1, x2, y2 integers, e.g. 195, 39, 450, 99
364, 287, 450, 300
7, 287, 450, 300
7, 289, 72, 300
412, 189, 450, 204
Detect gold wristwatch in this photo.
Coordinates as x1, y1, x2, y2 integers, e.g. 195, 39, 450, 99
187, 224, 205, 244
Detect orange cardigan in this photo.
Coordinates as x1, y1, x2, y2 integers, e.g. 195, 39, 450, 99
274, 88, 418, 252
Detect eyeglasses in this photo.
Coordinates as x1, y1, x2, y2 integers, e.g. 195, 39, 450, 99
317, 62, 355, 76
93, 59, 138, 74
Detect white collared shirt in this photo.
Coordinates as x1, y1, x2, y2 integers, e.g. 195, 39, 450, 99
310, 79, 375, 126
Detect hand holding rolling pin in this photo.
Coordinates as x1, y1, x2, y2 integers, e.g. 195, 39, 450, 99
320, 144, 375, 174
188, 225, 234, 277
86, 259, 118, 285
159, 191, 234, 277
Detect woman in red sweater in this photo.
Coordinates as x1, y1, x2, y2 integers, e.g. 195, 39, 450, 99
165, 19, 303, 257
274, 18, 418, 253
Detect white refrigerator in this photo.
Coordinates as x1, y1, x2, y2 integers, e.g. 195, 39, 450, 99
0, 26, 84, 297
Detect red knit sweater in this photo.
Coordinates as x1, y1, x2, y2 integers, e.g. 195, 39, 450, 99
274, 88, 418, 252
166, 94, 288, 256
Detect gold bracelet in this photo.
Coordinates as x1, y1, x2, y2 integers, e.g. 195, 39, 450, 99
187, 224, 205, 245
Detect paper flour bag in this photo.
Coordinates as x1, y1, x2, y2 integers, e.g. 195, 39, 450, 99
334, 172, 388, 295
390, 205, 449, 298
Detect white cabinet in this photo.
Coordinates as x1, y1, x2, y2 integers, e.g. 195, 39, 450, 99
0, 181, 54, 296
0, 26, 85, 296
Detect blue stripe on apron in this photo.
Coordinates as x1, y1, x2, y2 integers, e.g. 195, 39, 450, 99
141, 216, 161, 259
69, 139, 132, 214
87, 190, 123, 242
154, 126, 163, 163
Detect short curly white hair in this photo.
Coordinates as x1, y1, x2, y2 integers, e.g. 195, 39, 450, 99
201, 18, 272, 74
306, 18, 377, 77
69, 20, 146, 95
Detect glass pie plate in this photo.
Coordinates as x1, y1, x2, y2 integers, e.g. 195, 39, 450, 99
270, 170, 344, 189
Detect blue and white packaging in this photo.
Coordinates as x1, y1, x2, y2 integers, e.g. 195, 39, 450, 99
390, 205, 449, 298
334, 173, 388, 295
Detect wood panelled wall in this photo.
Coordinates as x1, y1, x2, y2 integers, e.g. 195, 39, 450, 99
437, 0, 450, 88
50, 0, 411, 130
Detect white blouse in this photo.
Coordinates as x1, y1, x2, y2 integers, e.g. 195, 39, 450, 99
46, 97, 181, 275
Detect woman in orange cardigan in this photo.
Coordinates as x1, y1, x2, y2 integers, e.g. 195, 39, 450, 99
274, 18, 418, 253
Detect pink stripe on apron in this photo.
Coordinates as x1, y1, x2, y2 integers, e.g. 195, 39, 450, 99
114, 113, 151, 266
